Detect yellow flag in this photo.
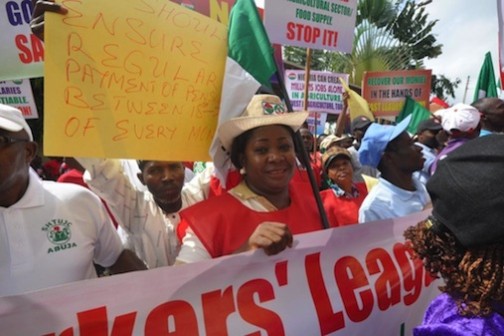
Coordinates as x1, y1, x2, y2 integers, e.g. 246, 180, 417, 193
339, 78, 375, 122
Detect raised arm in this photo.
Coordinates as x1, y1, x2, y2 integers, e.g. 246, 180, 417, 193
30, 0, 68, 41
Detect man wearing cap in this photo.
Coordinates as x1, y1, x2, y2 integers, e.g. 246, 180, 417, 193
413, 118, 443, 185
0, 104, 146, 296
358, 115, 429, 223
472, 97, 504, 136
350, 115, 373, 150
430, 103, 480, 174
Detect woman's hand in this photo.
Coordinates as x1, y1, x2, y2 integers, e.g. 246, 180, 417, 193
31, 0, 68, 41
244, 222, 293, 256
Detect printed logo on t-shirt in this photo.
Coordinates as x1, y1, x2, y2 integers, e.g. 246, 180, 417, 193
42, 219, 77, 254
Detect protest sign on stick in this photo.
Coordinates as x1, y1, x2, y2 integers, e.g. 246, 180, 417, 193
0, 79, 38, 118
362, 70, 432, 118
0, 0, 45, 80
44, 0, 227, 161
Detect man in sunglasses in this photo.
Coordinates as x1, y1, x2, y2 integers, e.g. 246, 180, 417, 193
0, 104, 146, 297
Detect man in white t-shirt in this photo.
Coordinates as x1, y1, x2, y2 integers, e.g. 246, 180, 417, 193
0, 104, 146, 297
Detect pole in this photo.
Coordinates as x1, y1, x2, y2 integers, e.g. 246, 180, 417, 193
462, 75, 470, 104
303, 49, 317, 158
303, 48, 312, 111
274, 50, 330, 230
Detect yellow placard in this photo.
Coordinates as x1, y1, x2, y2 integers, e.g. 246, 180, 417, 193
44, 0, 227, 161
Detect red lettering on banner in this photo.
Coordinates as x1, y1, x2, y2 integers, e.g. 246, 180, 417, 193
42, 327, 73, 336
305, 252, 345, 335
305, 243, 433, 334
40, 241, 436, 336
366, 248, 401, 311
15, 34, 44, 63
47, 306, 137, 336
202, 286, 236, 335
393, 243, 424, 305
78, 307, 136, 335
286, 22, 321, 44
145, 300, 198, 335
335, 256, 374, 322
424, 269, 436, 287
237, 279, 285, 335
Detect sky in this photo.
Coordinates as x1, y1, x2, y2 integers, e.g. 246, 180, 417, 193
256, 0, 502, 104
423, 0, 501, 104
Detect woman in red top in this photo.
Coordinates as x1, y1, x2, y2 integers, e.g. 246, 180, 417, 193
176, 95, 322, 263
320, 146, 368, 227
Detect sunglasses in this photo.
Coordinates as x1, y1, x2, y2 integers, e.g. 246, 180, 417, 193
0, 134, 30, 146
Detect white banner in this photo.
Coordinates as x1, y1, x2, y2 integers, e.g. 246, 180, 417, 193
286, 70, 348, 114
0, 79, 38, 119
264, 0, 357, 52
0, 210, 439, 335
0, 0, 44, 80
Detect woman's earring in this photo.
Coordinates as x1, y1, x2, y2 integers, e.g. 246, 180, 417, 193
240, 167, 246, 175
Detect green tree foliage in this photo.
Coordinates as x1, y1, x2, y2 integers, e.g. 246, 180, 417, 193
431, 74, 461, 100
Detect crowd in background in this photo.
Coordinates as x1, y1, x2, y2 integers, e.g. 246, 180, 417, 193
3, 0, 504, 334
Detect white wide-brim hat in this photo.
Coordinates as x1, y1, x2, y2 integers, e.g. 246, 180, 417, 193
218, 95, 309, 152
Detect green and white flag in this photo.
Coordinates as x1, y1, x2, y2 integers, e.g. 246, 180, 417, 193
211, 0, 277, 186
396, 96, 431, 134
473, 52, 498, 102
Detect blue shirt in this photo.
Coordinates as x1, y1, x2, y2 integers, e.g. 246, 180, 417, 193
358, 177, 430, 223
479, 129, 493, 137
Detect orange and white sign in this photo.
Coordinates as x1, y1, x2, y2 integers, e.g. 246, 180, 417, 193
362, 70, 432, 117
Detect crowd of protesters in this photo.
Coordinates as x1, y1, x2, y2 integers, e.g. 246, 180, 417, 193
2, 0, 504, 334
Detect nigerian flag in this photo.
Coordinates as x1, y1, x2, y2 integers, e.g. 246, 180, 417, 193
211, 0, 277, 186
396, 96, 431, 134
473, 52, 498, 102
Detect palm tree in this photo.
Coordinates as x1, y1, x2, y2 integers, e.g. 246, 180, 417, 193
329, 0, 442, 85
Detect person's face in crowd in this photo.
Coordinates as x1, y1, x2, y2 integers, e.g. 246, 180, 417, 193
241, 125, 296, 196
138, 161, 185, 206
482, 99, 504, 132
317, 134, 327, 151
327, 156, 353, 187
417, 129, 440, 149
386, 132, 425, 172
352, 127, 365, 143
436, 129, 448, 149
0, 129, 36, 207
299, 127, 313, 153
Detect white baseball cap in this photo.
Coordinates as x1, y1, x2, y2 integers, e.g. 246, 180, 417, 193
0, 104, 33, 141
435, 103, 480, 133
